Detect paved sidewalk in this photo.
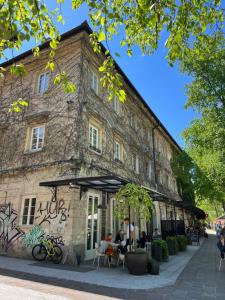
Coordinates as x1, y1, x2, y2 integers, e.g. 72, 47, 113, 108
0, 242, 200, 290
0, 233, 223, 299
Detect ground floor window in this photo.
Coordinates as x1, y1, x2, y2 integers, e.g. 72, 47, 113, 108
21, 197, 36, 225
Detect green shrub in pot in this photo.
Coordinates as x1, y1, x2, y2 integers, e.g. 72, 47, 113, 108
147, 258, 160, 275
166, 236, 178, 255
176, 235, 187, 251
152, 239, 169, 262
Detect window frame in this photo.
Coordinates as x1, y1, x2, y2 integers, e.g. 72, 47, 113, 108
112, 95, 120, 115
37, 72, 49, 94
132, 154, 139, 174
148, 162, 152, 179
20, 197, 36, 226
114, 140, 123, 162
89, 122, 101, 153
91, 71, 99, 95
30, 125, 45, 152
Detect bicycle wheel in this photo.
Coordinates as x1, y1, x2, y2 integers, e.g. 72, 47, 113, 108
52, 245, 63, 264
32, 244, 47, 261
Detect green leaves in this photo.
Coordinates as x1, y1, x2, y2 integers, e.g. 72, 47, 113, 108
98, 30, 106, 42
53, 72, 76, 94
115, 183, 154, 222
99, 56, 126, 102
9, 98, 29, 113
10, 64, 26, 76
180, 37, 225, 212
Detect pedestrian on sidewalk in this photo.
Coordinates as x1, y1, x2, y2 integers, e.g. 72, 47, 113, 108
216, 225, 221, 238
221, 226, 225, 236
217, 234, 225, 259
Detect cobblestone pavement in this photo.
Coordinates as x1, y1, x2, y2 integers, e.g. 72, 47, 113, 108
0, 234, 224, 300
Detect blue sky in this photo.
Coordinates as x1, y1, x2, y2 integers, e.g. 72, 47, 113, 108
2, 2, 199, 148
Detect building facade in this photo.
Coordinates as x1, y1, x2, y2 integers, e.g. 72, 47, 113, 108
0, 22, 200, 263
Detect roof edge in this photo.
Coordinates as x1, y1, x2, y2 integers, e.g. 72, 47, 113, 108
0, 20, 182, 152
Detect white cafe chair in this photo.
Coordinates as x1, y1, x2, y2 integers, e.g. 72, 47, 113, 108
117, 252, 125, 269
145, 242, 151, 252
93, 242, 110, 269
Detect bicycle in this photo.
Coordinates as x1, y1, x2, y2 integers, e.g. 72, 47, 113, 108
32, 235, 64, 264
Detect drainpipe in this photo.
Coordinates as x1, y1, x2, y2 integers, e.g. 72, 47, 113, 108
152, 123, 160, 188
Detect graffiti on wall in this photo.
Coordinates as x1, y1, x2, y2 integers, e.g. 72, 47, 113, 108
22, 225, 44, 247
0, 203, 24, 249
35, 195, 70, 225
22, 225, 65, 248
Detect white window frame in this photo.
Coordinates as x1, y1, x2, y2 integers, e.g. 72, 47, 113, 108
114, 140, 123, 162
38, 72, 49, 94
112, 96, 120, 114
133, 154, 139, 173
89, 123, 101, 153
148, 162, 152, 179
20, 197, 36, 226
91, 71, 98, 95
30, 125, 45, 151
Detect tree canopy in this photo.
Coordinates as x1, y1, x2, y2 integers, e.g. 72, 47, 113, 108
0, 1, 224, 110
172, 36, 225, 217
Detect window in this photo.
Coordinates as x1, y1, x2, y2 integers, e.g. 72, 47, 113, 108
91, 71, 98, 94
157, 169, 162, 184
21, 197, 36, 225
147, 162, 152, 179
89, 123, 101, 153
112, 96, 120, 114
173, 179, 177, 192
132, 154, 139, 173
38, 72, 49, 93
165, 174, 169, 188
130, 113, 135, 128
30, 126, 45, 151
114, 140, 123, 162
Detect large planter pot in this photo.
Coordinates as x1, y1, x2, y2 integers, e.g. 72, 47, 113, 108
125, 252, 148, 275
167, 239, 176, 255
151, 244, 163, 262
147, 258, 160, 275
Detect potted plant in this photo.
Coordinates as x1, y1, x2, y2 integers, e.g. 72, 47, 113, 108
147, 258, 160, 275
166, 236, 178, 255
152, 239, 169, 262
176, 235, 187, 251
115, 183, 154, 275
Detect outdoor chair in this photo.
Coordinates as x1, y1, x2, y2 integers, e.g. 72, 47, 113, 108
117, 251, 125, 269
145, 242, 151, 252
93, 242, 110, 269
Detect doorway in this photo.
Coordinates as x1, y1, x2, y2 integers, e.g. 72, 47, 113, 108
85, 193, 101, 260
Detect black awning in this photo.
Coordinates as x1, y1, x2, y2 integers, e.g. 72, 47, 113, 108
39, 175, 128, 193
143, 186, 205, 219
174, 201, 205, 219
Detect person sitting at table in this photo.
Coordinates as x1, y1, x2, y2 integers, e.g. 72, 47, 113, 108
103, 233, 114, 259
104, 233, 113, 242
115, 230, 123, 243
138, 231, 147, 248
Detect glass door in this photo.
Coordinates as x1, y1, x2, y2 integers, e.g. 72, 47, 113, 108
85, 193, 100, 260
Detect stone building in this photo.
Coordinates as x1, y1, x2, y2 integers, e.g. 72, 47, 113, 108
0, 22, 204, 262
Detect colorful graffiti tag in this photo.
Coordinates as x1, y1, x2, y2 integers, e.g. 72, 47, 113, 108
22, 225, 64, 247
0, 203, 24, 249
35, 195, 70, 225
22, 225, 44, 247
